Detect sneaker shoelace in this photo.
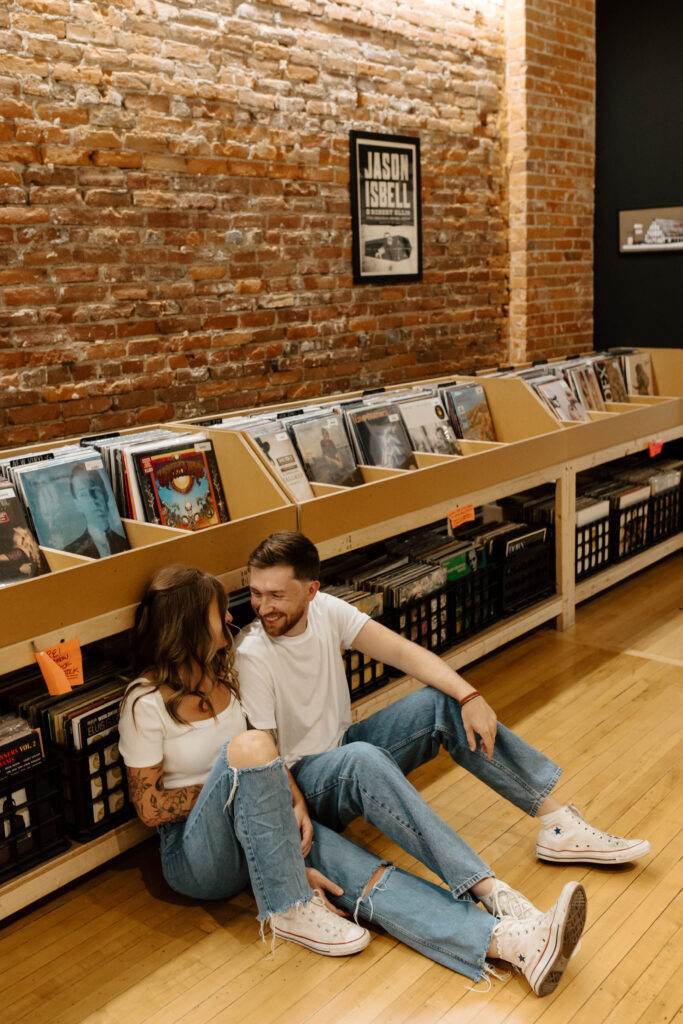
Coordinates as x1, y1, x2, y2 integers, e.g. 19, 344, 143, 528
564, 803, 627, 847
490, 882, 539, 921
303, 893, 349, 937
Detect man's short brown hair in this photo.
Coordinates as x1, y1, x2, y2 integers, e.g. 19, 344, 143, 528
248, 531, 320, 581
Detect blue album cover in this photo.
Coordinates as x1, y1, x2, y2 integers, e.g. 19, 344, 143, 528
15, 453, 129, 559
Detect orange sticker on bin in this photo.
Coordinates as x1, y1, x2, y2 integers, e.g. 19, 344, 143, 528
34, 638, 84, 695
448, 504, 475, 530
648, 440, 663, 457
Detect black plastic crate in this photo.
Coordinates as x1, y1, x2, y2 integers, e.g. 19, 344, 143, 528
387, 586, 450, 668
344, 648, 389, 702
575, 515, 611, 581
446, 565, 500, 644
610, 498, 650, 562
0, 760, 69, 884
51, 731, 135, 841
648, 488, 681, 545
498, 536, 556, 615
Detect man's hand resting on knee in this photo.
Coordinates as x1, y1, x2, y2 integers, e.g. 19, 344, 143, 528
462, 695, 498, 760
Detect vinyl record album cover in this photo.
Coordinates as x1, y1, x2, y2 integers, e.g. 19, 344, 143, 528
134, 441, 228, 530
13, 452, 129, 558
245, 422, 315, 501
345, 404, 418, 470
396, 397, 461, 455
0, 481, 51, 586
288, 413, 363, 487
444, 385, 497, 442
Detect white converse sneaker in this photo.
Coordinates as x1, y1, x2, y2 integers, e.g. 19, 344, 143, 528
479, 879, 541, 920
491, 881, 586, 997
270, 891, 371, 956
537, 803, 651, 864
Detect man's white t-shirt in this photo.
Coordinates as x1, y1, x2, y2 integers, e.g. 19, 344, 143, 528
118, 681, 248, 789
236, 591, 369, 767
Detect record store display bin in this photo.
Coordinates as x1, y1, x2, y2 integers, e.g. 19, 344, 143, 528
497, 533, 556, 616
0, 759, 69, 885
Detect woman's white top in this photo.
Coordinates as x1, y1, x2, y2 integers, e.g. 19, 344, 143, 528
118, 680, 247, 789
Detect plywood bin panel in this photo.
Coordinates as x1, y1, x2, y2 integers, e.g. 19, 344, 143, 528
642, 348, 683, 397
122, 520, 186, 546
0, 505, 297, 659
40, 548, 93, 571
473, 377, 562, 442
563, 396, 683, 461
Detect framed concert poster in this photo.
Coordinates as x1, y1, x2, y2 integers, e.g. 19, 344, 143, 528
349, 130, 422, 285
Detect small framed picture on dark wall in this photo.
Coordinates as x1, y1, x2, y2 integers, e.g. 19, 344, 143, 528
619, 206, 683, 252
349, 130, 422, 285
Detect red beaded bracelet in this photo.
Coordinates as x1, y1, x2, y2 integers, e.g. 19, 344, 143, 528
459, 690, 481, 708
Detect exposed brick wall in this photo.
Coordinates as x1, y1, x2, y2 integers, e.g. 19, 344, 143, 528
0, 0, 510, 446
506, 0, 595, 362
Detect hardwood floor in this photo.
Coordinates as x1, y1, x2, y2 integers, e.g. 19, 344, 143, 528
2, 552, 681, 1024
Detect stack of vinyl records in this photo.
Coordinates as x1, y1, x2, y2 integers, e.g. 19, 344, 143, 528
437, 382, 497, 441
87, 429, 229, 530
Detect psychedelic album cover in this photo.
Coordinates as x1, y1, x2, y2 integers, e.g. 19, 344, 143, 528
135, 444, 228, 530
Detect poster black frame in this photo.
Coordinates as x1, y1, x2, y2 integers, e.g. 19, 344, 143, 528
349, 129, 422, 286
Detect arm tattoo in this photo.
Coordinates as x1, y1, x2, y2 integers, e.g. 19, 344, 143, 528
126, 766, 202, 826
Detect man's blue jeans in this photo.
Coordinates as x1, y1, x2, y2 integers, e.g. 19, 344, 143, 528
292, 687, 562, 899
307, 821, 497, 982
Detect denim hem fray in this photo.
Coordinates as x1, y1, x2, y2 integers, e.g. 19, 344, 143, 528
466, 963, 511, 992
256, 892, 313, 925
529, 764, 563, 818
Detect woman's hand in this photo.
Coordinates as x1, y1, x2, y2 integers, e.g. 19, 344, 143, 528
305, 868, 348, 917
286, 765, 314, 856
462, 696, 498, 760
293, 798, 314, 857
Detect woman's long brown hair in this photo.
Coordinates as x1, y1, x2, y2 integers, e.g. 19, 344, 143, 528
126, 564, 239, 724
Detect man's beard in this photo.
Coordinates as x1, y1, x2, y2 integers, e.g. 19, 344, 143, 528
257, 604, 307, 637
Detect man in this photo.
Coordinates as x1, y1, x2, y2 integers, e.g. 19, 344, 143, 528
65, 464, 129, 559
235, 532, 649, 992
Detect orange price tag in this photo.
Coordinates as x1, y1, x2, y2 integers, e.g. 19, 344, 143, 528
447, 504, 475, 530
34, 638, 83, 695
648, 440, 663, 457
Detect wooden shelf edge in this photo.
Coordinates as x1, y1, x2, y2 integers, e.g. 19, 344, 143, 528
0, 818, 153, 922
575, 533, 683, 604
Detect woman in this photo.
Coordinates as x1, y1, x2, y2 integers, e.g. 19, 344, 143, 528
119, 566, 585, 994
117, 564, 370, 956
